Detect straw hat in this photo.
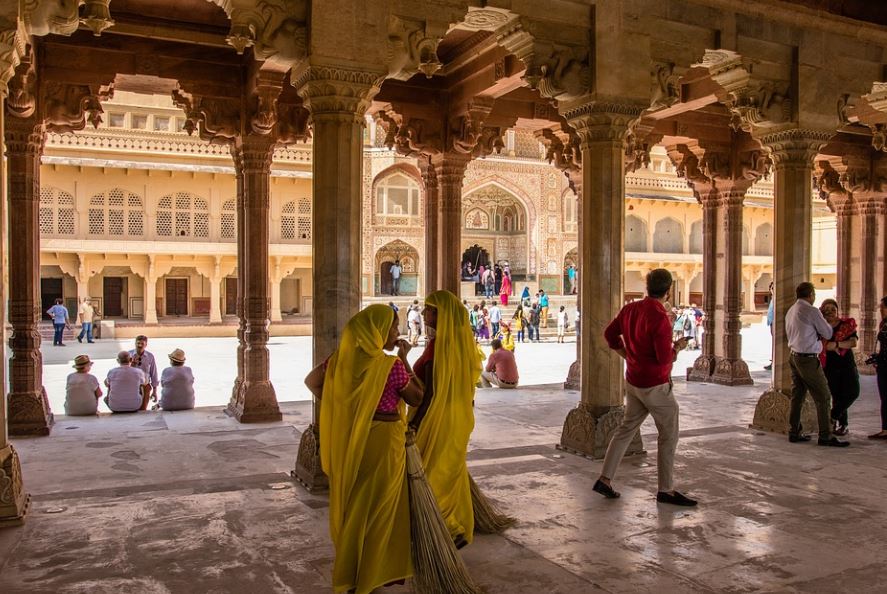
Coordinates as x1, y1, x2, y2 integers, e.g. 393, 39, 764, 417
73, 354, 92, 369
168, 348, 186, 363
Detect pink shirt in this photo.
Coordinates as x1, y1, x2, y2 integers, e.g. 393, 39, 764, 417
377, 359, 410, 413
486, 348, 519, 383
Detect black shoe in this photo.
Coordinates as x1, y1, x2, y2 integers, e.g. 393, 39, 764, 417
88, 341, 95, 343
58, 342, 66, 346
817, 437, 850, 447
788, 433, 812, 443
593, 479, 620, 499
764, 364, 772, 371
77, 336, 82, 343
656, 491, 698, 506
833, 424, 848, 436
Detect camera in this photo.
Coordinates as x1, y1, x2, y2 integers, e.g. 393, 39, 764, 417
865, 354, 879, 366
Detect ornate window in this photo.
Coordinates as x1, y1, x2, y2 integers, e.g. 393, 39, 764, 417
156, 192, 209, 239
220, 199, 236, 241
39, 187, 76, 237
87, 188, 144, 238
280, 198, 312, 242
625, 215, 648, 252
563, 192, 578, 233
755, 222, 773, 256
375, 173, 420, 218
653, 217, 683, 253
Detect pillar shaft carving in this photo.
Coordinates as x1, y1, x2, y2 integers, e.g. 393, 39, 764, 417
418, 156, 439, 293
431, 151, 471, 294
230, 146, 247, 414
855, 196, 885, 359
752, 130, 831, 434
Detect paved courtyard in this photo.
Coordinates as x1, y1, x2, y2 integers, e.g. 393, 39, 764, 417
3, 320, 887, 592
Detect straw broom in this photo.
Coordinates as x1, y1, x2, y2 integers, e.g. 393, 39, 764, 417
405, 430, 482, 594
469, 473, 516, 534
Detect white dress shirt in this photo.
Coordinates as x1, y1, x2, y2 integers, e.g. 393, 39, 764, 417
785, 299, 833, 354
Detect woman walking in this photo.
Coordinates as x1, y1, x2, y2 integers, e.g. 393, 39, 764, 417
304, 304, 424, 593
512, 307, 525, 343
819, 299, 859, 436
869, 296, 887, 440
500, 271, 512, 306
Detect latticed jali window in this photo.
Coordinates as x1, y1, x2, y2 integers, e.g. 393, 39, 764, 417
220, 199, 236, 240
87, 188, 144, 237
39, 187, 76, 236
280, 198, 311, 241
157, 192, 209, 239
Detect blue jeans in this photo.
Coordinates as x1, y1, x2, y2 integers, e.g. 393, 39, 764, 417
53, 323, 65, 345
491, 322, 499, 337
78, 322, 93, 342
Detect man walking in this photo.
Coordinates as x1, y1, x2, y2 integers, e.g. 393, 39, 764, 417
390, 260, 402, 296
489, 302, 502, 337
539, 290, 550, 328
46, 298, 71, 346
77, 297, 98, 343
593, 269, 697, 506
527, 303, 541, 342
785, 282, 848, 447
129, 335, 159, 403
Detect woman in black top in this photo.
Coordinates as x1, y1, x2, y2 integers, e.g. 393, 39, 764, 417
868, 296, 887, 440
819, 299, 859, 436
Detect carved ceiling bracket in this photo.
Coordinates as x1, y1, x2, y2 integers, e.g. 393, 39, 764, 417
5, 46, 36, 118
226, 0, 308, 70
537, 125, 581, 193
0, 20, 28, 99
387, 15, 447, 81
837, 152, 887, 195
172, 85, 241, 145
626, 118, 662, 173
814, 159, 844, 202
43, 80, 115, 133
650, 62, 685, 111
80, 0, 115, 36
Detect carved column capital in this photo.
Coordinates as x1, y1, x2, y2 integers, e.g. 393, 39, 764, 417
564, 102, 644, 146
759, 129, 832, 167
0, 22, 28, 99
292, 63, 384, 121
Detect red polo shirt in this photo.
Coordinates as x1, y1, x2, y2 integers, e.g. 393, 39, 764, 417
604, 297, 674, 388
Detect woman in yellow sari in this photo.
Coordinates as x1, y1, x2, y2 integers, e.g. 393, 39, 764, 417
410, 290, 482, 548
304, 304, 424, 594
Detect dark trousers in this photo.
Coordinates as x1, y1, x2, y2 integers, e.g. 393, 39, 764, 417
825, 366, 859, 428
878, 365, 887, 431
789, 354, 833, 440
491, 322, 499, 336
528, 324, 539, 341
53, 323, 65, 345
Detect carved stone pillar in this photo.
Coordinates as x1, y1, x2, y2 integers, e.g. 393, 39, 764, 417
557, 106, 644, 459
229, 146, 246, 412
855, 196, 885, 367
711, 191, 753, 385
564, 183, 582, 392
144, 256, 158, 325
688, 193, 721, 381
5, 109, 51, 436
431, 152, 471, 294
418, 156, 439, 293
833, 197, 855, 317
209, 257, 222, 324
0, 96, 30, 525
226, 135, 281, 423
752, 130, 831, 433
293, 65, 383, 490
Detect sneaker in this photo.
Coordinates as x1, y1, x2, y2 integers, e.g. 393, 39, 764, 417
817, 437, 849, 447
656, 491, 698, 506
788, 433, 812, 443
833, 424, 848, 437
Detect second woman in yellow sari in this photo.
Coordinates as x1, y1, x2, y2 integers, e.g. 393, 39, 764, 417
305, 304, 424, 594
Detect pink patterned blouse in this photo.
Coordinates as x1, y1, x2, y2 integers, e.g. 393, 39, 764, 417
323, 357, 409, 414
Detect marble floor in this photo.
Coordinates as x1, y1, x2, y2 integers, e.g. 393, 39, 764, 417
1, 369, 885, 593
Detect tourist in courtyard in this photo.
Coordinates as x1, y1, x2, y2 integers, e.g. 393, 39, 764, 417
479, 338, 519, 389
46, 298, 71, 347
512, 306, 525, 343
104, 351, 150, 413
567, 264, 577, 295
785, 282, 847, 447
469, 304, 480, 339
159, 349, 195, 411
527, 303, 541, 342
390, 259, 402, 296
819, 299, 859, 436
868, 296, 887, 440
129, 335, 159, 403
497, 321, 515, 352
521, 286, 531, 308
500, 270, 512, 306
489, 302, 502, 337
575, 308, 580, 339
477, 303, 491, 341
494, 263, 503, 295
407, 301, 422, 346
556, 305, 569, 343
594, 268, 697, 506
765, 282, 775, 371
539, 290, 550, 328
304, 303, 424, 593
410, 290, 480, 548
77, 297, 98, 344
483, 267, 495, 299
64, 355, 102, 416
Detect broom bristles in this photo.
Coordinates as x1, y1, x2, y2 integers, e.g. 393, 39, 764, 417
469, 473, 516, 534
405, 431, 482, 594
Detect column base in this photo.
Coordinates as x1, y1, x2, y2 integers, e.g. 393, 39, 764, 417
686, 354, 716, 382
8, 388, 54, 436
563, 359, 580, 390
292, 424, 328, 492
0, 445, 30, 527
225, 380, 281, 423
750, 388, 819, 434
557, 403, 645, 460
855, 351, 876, 376
710, 357, 753, 386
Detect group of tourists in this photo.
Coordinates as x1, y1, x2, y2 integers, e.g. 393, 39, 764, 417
462, 288, 574, 345
45, 297, 101, 346
670, 304, 704, 350
64, 335, 195, 415
462, 260, 514, 304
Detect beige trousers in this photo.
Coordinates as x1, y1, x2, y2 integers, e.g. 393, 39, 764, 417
479, 370, 517, 389
600, 381, 679, 492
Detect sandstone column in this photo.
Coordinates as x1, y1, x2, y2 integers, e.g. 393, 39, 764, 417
0, 95, 31, 524
418, 156, 439, 293
431, 152, 471, 294
209, 256, 222, 324
558, 106, 644, 459
833, 196, 855, 316
855, 196, 885, 366
688, 192, 720, 381
144, 256, 158, 324
293, 64, 383, 490
5, 106, 52, 436
229, 146, 246, 411
752, 130, 831, 433
270, 257, 283, 323
226, 135, 281, 423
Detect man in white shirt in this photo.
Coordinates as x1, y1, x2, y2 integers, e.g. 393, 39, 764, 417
407, 303, 422, 346
489, 303, 502, 336
390, 260, 402, 296
785, 282, 847, 447
129, 335, 159, 402
77, 297, 98, 343
105, 351, 150, 412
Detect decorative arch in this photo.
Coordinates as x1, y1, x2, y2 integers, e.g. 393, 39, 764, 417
156, 191, 209, 239
754, 222, 773, 256
562, 188, 578, 233
87, 187, 145, 238
652, 217, 683, 253
220, 198, 236, 241
39, 186, 76, 237
373, 166, 423, 220
689, 220, 703, 254
280, 197, 312, 242
375, 239, 420, 296
372, 162, 424, 192
625, 214, 648, 252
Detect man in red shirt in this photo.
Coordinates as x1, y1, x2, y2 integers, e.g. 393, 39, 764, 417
593, 268, 697, 506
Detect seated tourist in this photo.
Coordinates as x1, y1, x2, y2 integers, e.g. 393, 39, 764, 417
159, 348, 195, 411
64, 354, 102, 416
479, 338, 519, 389
104, 351, 150, 413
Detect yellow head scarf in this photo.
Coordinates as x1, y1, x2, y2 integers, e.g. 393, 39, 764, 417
415, 290, 482, 542
320, 304, 399, 544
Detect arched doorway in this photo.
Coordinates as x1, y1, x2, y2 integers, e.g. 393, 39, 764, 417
462, 185, 529, 285
375, 240, 420, 296
461, 244, 490, 282
563, 248, 578, 295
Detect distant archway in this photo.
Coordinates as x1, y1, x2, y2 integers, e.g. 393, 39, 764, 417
461, 244, 490, 281
653, 217, 683, 253
375, 240, 419, 296
563, 248, 578, 295
626, 215, 648, 252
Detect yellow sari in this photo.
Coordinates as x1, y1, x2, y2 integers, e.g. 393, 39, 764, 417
413, 290, 482, 544
319, 304, 412, 593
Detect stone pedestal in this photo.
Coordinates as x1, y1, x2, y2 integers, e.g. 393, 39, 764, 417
563, 360, 580, 391
558, 403, 644, 459
750, 389, 819, 435
0, 445, 29, 526
292, 423, 328, 492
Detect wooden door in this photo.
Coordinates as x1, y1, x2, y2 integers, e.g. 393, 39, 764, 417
225, 277, 237, 315
103, 277, 124, 317
165, 278, 188, 316
41, 278, 63, 320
